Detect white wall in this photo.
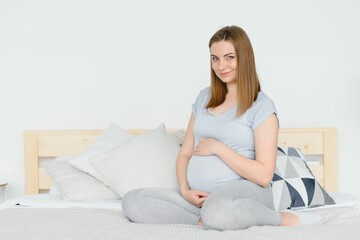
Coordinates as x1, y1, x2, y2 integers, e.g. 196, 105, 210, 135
1, 0, 359, 200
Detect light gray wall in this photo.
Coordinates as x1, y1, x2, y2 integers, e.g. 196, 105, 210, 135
1, 0, 359, 200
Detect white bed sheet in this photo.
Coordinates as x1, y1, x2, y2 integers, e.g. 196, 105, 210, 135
0, 194, 122, 210
292, 192, 360, 212
328, 192, 359, 204
0, 192, 358, 212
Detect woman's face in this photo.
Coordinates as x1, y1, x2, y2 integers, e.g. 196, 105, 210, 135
210, 40, 237, 84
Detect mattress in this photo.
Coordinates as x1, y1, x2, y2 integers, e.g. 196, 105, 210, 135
1, 193, 360, 240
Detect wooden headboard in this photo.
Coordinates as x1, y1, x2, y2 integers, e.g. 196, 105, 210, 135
23, 128, 337, 195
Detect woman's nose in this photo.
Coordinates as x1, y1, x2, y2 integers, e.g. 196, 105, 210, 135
218, 60, 227, 70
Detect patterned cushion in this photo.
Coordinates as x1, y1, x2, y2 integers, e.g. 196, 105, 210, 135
271, 147, 335, 211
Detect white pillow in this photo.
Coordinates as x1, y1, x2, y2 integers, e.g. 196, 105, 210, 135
48, 183, 61, 195
45, 156, 120, 201
48, 155, 72, 195
69, 123, 133, 182
90, 123, 180, 197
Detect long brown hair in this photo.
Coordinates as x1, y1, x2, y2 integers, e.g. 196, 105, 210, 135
207, 25, 261, 117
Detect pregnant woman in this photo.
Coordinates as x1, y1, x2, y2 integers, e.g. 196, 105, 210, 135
122, 25, 322, 230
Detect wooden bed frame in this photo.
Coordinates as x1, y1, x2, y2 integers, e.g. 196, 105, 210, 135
23, 128, 338, 195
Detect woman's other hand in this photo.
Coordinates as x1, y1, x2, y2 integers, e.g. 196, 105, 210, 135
181, 189, 209, 208
192, 138, 223, 156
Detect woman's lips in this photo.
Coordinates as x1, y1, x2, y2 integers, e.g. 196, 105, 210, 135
219, 71, 231, 77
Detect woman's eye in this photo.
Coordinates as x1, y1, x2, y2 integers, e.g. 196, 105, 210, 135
226, 56, 235, 60
211, 57, 218, 62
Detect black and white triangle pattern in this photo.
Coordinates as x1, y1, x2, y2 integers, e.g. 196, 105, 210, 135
271, 147, 335, 211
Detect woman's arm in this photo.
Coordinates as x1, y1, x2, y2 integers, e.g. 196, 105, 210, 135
176, 114, 195, 193
193, 114, 278, 187
176, 114, 209, 207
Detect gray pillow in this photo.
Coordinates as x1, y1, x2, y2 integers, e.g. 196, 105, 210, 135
272, 147, 335, 210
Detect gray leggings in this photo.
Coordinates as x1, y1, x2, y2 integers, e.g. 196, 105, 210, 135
122, 180, 281, 231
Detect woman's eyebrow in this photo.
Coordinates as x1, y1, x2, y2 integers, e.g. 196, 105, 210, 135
223, 52, 235, 57
210, 52, 235, 57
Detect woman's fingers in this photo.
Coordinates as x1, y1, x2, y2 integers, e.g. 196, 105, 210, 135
193, 190, 209, 207
193, 138, 219, 156
195, 190, 209, 197
199, 196, 207, 204
183, 189, 209, 207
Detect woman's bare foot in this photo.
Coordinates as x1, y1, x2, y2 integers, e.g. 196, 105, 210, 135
280, 211, 300, 226
281, 210, 324, 226
198, 218, 205, 228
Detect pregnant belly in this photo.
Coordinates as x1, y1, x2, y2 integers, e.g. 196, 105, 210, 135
187, 155, 241, 193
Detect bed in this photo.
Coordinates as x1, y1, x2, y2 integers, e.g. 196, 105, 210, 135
1, 126, 360, 240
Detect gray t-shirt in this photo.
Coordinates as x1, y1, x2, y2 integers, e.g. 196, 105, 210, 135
187, 87, 278, 193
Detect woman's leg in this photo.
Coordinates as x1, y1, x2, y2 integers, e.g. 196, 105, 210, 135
122, 188, 201, 225
200, 180, 281, 230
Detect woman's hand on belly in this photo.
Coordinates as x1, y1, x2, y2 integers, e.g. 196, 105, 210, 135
180, 189, 209, 208
193, 138, 223, 156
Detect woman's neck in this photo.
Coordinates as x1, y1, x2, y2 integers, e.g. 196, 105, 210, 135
226, 82, 237, 98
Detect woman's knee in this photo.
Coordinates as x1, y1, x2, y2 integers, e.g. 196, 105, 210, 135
200, 198, 232, 230
122, 188, 149, 222
122, 188, 144, 206
201, 198, 257, 231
